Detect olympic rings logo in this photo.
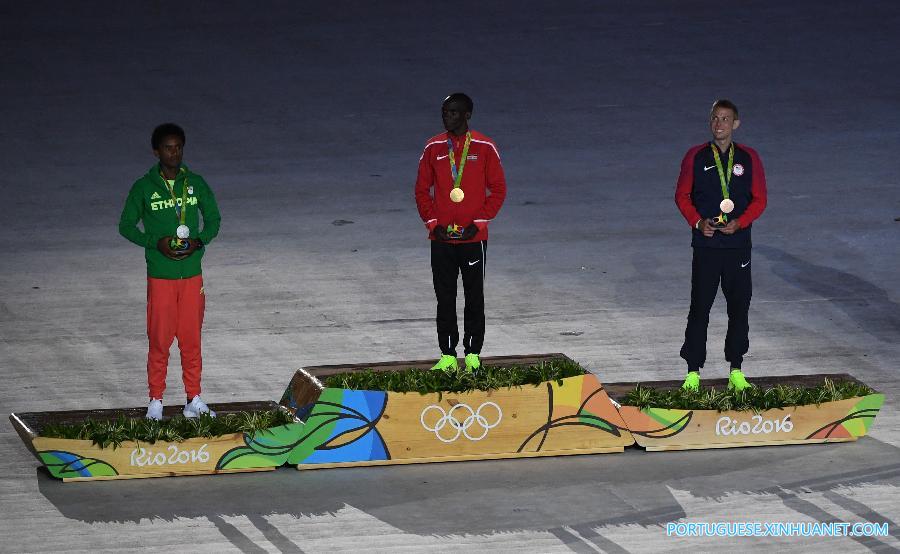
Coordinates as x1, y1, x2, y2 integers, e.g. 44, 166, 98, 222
420, 402, 502, 443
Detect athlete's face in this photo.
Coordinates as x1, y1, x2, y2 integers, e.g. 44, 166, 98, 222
709, 107, 740, 143
442, 100, 471, 135
154, 135, 184, 172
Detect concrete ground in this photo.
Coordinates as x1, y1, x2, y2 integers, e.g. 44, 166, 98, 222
1, 1, 898, 552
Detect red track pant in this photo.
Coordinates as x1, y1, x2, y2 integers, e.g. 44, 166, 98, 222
146, 275, 205, 400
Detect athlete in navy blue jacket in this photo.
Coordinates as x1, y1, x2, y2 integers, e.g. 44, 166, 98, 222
674, 99, 768, 392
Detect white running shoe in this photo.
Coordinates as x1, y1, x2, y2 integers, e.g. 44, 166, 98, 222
183, 395, 216, 418
146, 398, 163, 421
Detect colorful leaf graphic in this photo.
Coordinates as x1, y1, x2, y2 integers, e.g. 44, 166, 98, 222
216, 422, 308, 470
292, 389, 390, 464
39, 451, 118, 479
806, 394, 884, 440
619, 407, 693, 438
518, 379, 627, 452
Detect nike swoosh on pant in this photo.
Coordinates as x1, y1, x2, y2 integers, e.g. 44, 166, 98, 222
741, 261, 750, 268
468, 260, 481, 266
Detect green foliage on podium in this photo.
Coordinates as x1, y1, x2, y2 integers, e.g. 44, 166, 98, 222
39, 410, 295, 448
624, 378, 875, 412
321, 358, 587, 394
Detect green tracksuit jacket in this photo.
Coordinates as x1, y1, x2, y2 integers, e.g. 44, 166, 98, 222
119, 164, 221, 279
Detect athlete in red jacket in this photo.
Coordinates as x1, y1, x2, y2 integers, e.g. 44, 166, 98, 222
415, 93, 507, 371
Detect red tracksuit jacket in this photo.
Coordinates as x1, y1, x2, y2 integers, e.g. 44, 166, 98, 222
414, 130, 507, 242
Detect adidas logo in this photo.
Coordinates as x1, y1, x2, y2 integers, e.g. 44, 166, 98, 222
151, 192, 161, 199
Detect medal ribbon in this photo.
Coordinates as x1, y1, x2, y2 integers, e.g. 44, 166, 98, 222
161, 167, 189, 226
447, 131, 472, 192
710, 143, 734, 201
710, 143, 734, 223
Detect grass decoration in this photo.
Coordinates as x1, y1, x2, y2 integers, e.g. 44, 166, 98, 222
322, 358, 588, 394
39, 409, 295, 449
623, 378, 875, 412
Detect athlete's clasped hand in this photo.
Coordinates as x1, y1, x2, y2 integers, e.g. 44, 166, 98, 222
719, 219, 742, 235
459, 223, 478, 240
433, 226, 451, 241
157, 236, 201, 260
700, 218, 741, 237
699, 219, 717, 237
433, 224, 478, 242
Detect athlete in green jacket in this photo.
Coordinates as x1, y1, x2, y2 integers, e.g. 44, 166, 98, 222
119, 165, 220, 278
118, 123, 221, 420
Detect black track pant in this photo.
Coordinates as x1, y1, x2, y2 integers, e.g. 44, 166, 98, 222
431, 240, 487, 355
680, 246, 752, 372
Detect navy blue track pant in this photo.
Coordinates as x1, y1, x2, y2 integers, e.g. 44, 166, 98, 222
680, 246, 752, 371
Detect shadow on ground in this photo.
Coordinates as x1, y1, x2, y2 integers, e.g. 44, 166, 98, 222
757, 245, 900, 344
36, 438, 900, 549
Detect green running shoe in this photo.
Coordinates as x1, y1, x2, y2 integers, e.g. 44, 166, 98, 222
681, 371, 700, 392
728, 369, 751, 391
464, 353, 481, 371
431, 354, 459, 371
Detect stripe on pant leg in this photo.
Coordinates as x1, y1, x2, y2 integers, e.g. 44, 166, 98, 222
481, 241, 486, 281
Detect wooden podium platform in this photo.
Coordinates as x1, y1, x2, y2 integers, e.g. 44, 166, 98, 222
10, 401, 294, 481
9, 360, 885, 481
276, 353, 634, 470
604, 374, 884, 451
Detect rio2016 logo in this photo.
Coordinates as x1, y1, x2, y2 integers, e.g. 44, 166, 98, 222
715, 414, 793, 436
130, 443, 210, 467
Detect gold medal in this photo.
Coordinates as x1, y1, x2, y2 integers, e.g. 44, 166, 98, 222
720, 199, 734, 214
450, 188, 465, 203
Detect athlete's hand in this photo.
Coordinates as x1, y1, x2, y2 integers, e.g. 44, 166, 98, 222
157, 236, 189, 260
699, 219, 716, 237
720, 219, 742, 235
433, 226, 450, 242
180, 238, 203, 257
460, 224, 478, 241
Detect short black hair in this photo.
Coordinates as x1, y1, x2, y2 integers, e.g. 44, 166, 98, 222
151, 123, 186, 150
443, 92, 474, 114
710, 99, 739, 119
